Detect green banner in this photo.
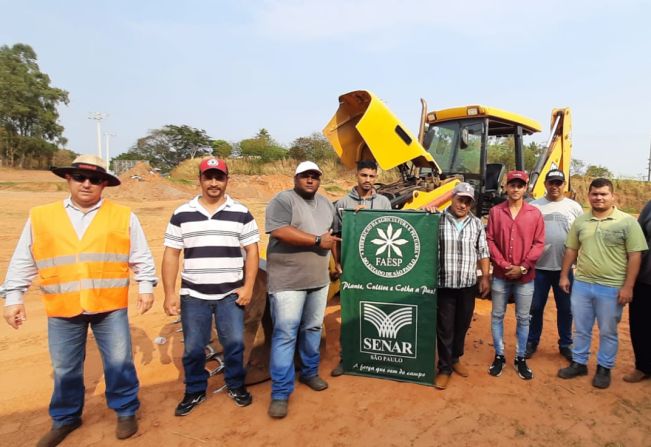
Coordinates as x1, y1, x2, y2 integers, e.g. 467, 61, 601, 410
340, 209, 439, 385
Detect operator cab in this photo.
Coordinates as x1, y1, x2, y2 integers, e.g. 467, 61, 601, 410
421, 105, 541, 214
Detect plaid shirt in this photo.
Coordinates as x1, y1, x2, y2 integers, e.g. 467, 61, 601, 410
438, 208, 490, 288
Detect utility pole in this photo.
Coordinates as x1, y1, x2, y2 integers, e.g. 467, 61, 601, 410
88, 112, 107, 158
105, 132, 116, 170
647, 138, 651, 182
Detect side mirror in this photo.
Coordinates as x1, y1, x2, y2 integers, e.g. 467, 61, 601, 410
460, 127, 469, 149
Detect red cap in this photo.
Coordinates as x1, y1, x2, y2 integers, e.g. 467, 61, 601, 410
506, 170, 529, 183
199, 157, 228, 175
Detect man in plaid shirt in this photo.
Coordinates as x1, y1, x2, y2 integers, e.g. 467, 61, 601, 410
434, 182, 490, 390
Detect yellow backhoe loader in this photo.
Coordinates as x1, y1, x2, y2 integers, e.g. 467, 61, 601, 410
323, 90, 573, 213
232, 90, 573, 384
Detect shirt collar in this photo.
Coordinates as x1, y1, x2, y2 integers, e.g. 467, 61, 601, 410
190, 194, 234, 214
588, 206, 618, 221
64, 197, 104, 213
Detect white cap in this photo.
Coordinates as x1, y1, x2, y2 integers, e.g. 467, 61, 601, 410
295, 161, 322, 176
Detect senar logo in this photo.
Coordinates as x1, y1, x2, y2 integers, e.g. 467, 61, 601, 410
358, 215, 420, 278
364, 303, 413, 338
360, 301, 417, 359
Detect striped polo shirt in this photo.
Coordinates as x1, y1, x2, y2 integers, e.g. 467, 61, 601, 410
164, 195, 260, 300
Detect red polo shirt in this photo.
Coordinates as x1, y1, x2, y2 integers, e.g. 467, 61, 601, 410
486, 200, 545, 283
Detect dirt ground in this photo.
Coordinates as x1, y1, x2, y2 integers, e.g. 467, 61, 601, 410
0, 168, 649, 447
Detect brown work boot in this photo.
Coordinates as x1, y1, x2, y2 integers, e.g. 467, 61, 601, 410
116, 415, 138, 440
452, 361, 469, 377
434, 373, 451, 390
623, 369, 650, 383
299, 375, 329, 391
37, 420, 82, 447
330, 361, 344, 377
268, 399, 288, 419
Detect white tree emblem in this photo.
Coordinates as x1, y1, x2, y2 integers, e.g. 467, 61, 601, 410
371, 224, 408, 257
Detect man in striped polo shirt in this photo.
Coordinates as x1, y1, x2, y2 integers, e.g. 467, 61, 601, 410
162, 157, 260, 416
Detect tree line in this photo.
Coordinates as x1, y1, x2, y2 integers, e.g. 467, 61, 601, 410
112, 126, 338, 173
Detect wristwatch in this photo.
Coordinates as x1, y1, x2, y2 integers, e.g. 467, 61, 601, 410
520, 266, 528, 275
314, 235, 322, 247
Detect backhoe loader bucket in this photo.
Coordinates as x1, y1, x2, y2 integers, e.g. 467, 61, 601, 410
323, 90, 441, 172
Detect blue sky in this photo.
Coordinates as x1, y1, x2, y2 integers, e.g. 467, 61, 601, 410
2, 0, 650, 177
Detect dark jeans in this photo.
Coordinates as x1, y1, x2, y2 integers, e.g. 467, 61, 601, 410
436, 286, 477, 374
528, 269, 573, 348
48, 309, 139, 428
180, 294, 246, 393
630, 282, 651, 374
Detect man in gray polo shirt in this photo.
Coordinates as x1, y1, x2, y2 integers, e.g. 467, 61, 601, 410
265, 161, 339, 419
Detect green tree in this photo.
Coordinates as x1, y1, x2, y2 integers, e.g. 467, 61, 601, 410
289, 133, 336, 161
570, 158, 586, 176
486, 139, 544, 173
211, 139, 233, 158
52, 148, 78, 167
585, 164, 613, 178
239, 128, 287, 161
0, 43, 69, 167
124, 125, 213, 172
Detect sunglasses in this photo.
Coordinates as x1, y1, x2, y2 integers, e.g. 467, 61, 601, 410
71, 173, 104, 185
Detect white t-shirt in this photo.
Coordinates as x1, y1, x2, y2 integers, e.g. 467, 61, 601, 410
531, 196, 584, 270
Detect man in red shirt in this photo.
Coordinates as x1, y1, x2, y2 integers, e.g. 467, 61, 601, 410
486, 170, 545, 380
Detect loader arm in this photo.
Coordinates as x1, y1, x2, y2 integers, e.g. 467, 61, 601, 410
528, 108, 572, 198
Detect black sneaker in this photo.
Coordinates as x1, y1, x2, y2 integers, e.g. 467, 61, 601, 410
559, 346, 573, 362
558, 361, 588, 379
228, 387, 253, 407
592, 365, 611, 389
514, 357, 533, 380
174, 392, 206, 416
525, 342, 537, 359
488, 355, 506, 377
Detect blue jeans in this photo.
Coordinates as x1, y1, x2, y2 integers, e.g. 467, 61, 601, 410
269, 286, 328, 400
48, 308, 139, 428
528, 269, 573, 348
570, 279, 623, 368
181, 294, 246, 393
491, 277, 534, 358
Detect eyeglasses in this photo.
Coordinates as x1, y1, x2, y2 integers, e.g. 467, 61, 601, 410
547, 180, 564, 186
71, 173, 104, 185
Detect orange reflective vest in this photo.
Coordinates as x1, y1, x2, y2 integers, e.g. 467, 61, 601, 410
30, 200, 131, 317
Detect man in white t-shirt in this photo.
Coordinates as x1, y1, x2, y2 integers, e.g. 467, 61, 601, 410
526, 170, 583, 361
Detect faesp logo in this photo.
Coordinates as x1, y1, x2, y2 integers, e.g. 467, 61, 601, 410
360, 301, 417, 358
358, 215, 420, 278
